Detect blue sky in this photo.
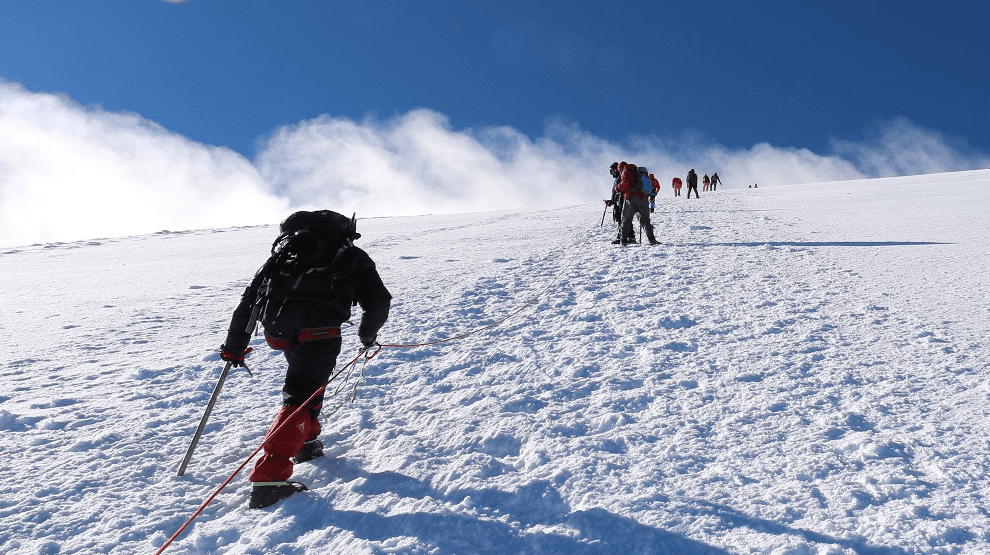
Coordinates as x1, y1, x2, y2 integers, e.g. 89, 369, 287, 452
1, 0, 989, 246
3, 0, 987, 156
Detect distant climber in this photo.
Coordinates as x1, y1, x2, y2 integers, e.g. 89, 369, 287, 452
686, 169, 699, 199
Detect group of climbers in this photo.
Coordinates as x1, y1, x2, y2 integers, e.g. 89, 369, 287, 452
606, 164, 727, 244
606, 161, 661, 246
678, 170, 721, 198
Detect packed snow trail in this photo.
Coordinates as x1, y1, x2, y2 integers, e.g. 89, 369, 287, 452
1, 171, 988, 554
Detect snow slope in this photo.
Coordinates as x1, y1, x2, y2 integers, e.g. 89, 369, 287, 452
1, 170, 988, 554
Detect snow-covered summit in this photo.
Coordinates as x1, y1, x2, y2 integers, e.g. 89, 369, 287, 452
1, 170, 988, 554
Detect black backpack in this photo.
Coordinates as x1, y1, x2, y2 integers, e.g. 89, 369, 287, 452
256, 211, 361, 344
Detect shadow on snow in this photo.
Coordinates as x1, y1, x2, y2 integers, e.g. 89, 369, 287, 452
709, 241, 951, 248
290, 460, 912, 555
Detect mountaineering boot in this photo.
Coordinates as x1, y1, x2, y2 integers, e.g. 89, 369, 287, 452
611, 239, 621, 245
249, 481, 308, 509
293, 439, 324, 464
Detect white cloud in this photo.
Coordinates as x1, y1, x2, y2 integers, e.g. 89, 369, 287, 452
254, 109, 615, 218
0, 81, 288, 246
1, 80, 987, 247
829, 117, 990, 177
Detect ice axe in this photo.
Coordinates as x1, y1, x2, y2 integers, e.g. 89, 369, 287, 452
176, 361, 235, 476
177, 306, 259, 477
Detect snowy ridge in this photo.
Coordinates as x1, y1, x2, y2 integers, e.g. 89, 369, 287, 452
1, 171, 989, 554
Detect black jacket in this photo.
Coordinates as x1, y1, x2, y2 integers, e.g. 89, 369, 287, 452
224, 245, 391, 353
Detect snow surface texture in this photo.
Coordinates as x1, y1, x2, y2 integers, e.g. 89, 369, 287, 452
1, 170, 988, 554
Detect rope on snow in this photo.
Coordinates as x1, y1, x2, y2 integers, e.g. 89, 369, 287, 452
157, 214, 605, 553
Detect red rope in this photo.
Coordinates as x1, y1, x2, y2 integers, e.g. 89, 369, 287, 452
158, 225, 592, 552
155, 350, 368, 554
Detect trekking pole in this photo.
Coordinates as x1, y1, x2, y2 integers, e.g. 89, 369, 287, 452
600, 201, 610, 227
176, 361, 234, 476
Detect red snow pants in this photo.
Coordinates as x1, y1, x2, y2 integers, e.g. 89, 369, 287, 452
248, 338, 339, 483
248, 404, 321, 482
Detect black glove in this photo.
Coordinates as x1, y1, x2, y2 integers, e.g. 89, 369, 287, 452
220, 345, 253, 368
359, 336, 377, 349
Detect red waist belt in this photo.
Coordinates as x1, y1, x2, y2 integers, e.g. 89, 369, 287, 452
265, 327, 341, 350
